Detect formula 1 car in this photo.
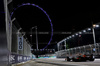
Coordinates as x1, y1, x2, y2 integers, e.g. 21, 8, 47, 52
65, 54, 95, 62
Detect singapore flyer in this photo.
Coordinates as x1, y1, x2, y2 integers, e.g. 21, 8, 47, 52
11, 3, 53, 50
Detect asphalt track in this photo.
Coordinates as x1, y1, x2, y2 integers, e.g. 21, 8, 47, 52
12, 58, 100, 66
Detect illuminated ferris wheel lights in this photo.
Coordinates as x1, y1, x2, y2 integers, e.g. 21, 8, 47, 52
11, 3, 53, 50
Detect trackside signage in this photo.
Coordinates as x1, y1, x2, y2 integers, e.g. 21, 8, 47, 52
10, 53, 31, 64
18, 36, 23, 50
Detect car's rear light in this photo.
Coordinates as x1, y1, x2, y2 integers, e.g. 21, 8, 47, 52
77, 58, 79, 59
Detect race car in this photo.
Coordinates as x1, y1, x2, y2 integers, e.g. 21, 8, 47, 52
65, 54, 95, 62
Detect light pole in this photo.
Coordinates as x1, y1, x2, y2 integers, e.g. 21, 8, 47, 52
92, 24, 99, 55
30, 28, 32, 48
57, 43, 60, 51
17, 28, 22, 54
30, 26, 38, 50
92, 25, 96, 54
64, 40, 67, 50
35, 26, 39, 50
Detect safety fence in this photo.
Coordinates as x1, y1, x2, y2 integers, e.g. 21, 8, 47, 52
56, 43, 100, 58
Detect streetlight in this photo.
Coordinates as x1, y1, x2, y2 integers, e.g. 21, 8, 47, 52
30, 26, 38, 50
87, 28, 91, 31
93, 24, 99, 28
79, 32, 82, 34
67, 37, 69, 39
76, 33, 78, 36
72, 35, 75, 37
69, 36, 71, 38
83, 30, 86, 33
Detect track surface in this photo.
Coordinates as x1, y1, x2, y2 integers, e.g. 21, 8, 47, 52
13, 58, 100, 66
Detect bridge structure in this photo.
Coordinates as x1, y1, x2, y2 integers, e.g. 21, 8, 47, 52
56, 43, 100, 58
56, 22, 100, 58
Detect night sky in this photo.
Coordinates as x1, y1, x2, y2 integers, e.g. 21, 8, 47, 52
10, 0, 100, 50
